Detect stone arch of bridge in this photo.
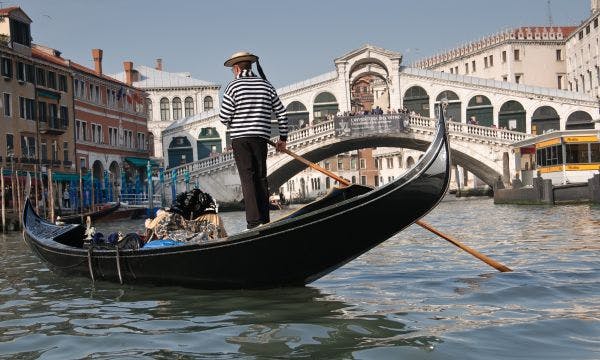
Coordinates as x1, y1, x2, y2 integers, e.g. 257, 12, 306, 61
266, 135, 503, 192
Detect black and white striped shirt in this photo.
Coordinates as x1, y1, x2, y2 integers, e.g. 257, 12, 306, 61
219, 69, 288, 141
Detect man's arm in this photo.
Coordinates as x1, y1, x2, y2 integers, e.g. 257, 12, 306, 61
271, 86, 288, 151
219, 87, 235, 126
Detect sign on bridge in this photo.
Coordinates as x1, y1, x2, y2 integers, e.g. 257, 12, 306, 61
334, 114, 409, 137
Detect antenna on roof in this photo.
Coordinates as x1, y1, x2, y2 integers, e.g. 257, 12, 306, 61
547, 0, 554, 26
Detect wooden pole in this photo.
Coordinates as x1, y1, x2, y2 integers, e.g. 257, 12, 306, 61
48, 168, 54, 223
34, 165, 39, 214
15, 169, 22, 229
1, 167, 5, 233
91, 171, 95, 212
79, 168, 84, 224
267, 140, 513, 273
10, 162, 16, 218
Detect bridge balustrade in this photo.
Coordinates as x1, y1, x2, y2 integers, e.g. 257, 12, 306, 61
164, 114, 530, 183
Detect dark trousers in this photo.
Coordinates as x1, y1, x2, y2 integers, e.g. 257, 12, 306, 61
232, 137, 270, 228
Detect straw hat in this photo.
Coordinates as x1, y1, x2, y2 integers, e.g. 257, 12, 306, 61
224, 51, 258, 67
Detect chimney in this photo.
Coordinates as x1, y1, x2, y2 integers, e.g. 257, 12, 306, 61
156, 58, 163, 71
123, 61, 133, 86
92, 49, 103, 75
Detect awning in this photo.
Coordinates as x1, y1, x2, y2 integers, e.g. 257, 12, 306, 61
124, 157, 159, 168
51, 172, 80, 182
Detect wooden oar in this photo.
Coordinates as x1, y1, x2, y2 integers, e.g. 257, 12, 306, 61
268, 140, 512, 273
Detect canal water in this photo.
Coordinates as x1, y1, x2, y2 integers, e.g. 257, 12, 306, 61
0, 197, 598, 359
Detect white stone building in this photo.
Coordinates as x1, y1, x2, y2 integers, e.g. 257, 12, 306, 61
565, 0, 600, 99
109, 59, 220, 162
413, 26, 577, 90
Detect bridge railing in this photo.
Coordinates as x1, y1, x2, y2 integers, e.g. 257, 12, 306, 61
164, 114, 531, 182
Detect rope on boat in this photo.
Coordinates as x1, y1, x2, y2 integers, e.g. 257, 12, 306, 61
115, 246, 123, 285
87, 247, 95, 282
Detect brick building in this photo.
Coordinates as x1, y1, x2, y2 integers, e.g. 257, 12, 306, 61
69, 50, 153, 198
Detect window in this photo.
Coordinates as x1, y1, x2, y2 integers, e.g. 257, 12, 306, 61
20, 135, 36, 159
25, 64, 34, 83
41, 142, 47, 161
579, 30, 584, 40
3, 93, 10, 116
59, 74, 68, 92
17, 61, 25, 81
324, 161, 330, 170
184, 97, 194, 117
36, 68, 45, 86
19, 97, 35, 120
515, 74, 522, 84
454, 66, 458, 74
91, 124, 102, 144
360, 158, 366, 169
6, 134, 14, 157
63, 142, 69, 162
566, 144, 589, 164
1, 57, 12, 78
502, 50, 507, 63
337, 159, 343, 170
556, 49, 563, 61
89, 84, 94, 101
49, 104, 57, 126
586, 25, 590, 34
591, 143, 600, 162
9, 19, 31, 46
464, 63, 469, 74
471, 60, 476, 72
172, 97, 182, 120
489, 55, 493, 66
350, 157, 357, 169
160, 97, 170, 121
38, 101, 46, 122
514, 49, 520, 61
146, 99, 153, 121
484, 57, 488, 68
80, 157, 86, 170
360, 176, 367, 185
109, 127, 118, 146
450, 67, 454, 74
51, 141, 57, 161
137, 132, 146, 150
47, 71, 56, 89
204, 96, 213, 110
386, 158, 393, 169
60, 106, 68, 127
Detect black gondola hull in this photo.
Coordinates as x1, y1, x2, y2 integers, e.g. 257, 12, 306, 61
23, 117, 450, 289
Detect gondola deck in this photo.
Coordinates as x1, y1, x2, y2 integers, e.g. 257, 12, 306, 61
23, 115, 450, 289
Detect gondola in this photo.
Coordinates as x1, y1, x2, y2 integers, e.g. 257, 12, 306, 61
58, 202, 121, 225
22, 114, 450, 289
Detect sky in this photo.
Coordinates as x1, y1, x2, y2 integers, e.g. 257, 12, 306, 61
5, 0, 592, 90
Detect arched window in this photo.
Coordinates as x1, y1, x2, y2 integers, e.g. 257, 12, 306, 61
184, 97, 194, 117
146, 99, 153, 121
204, 96, 213, 110
160, 97, 170, 121
172, 97, 182, 120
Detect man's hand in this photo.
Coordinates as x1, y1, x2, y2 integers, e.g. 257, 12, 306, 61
275, 140, 287, 152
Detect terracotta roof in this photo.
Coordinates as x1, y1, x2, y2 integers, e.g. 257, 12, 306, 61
31, 47, 69, 67
70, 61, 134, 88
0, 6, 20, 16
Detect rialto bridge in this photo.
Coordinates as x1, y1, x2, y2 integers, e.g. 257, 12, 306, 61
159, 44, 599, 202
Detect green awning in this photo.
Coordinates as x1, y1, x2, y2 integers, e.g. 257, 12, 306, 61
51, 172, 80, 181
125, 157, 159, 168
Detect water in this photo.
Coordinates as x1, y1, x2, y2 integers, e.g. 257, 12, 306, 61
0, 198, 598, 359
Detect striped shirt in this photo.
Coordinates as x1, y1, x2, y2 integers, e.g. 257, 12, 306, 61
219, 69, 288, 141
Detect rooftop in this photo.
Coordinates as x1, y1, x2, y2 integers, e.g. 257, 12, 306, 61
109, 65, 219, 89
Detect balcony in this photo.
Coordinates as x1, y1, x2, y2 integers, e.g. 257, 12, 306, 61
39, 118, 67, 135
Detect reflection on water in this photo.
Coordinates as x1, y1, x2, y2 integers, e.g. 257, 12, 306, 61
0, 198, 599, 359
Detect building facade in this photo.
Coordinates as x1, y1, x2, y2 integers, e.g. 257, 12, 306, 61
413, 26, 576, 90
565, 1, 600, 98
109, 60, 220, 161
69, 51, 151, 197
1, 7, 76, 181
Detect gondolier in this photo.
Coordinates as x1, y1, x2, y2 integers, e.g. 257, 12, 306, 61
219, 51, 288, 229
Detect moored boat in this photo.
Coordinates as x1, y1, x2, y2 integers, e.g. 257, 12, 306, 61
22, 114, 450, 289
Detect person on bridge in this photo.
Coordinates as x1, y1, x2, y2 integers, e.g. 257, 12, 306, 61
219, 51, 288, 229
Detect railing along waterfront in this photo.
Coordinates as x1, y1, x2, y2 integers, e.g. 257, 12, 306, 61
165, 114, 531, 182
